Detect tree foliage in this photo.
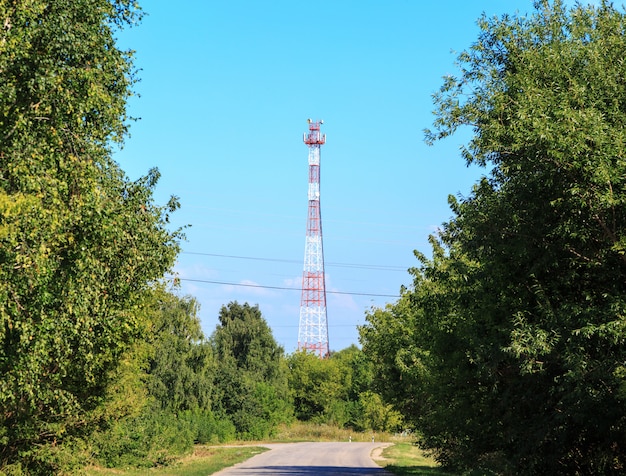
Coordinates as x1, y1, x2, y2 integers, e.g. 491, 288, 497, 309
331, 345, 402, 432
211, 302, 291, 439
287, 350, 346, 423
87, 289, 232, 470
359, 297, 426, 422
144, 287, 213, 413
0, 0, 182, 471
363, 1, 626, 474
287, 345, 401, 432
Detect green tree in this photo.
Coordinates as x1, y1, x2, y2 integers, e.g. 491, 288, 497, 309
363, 1, 626, 474
359, 297, 426, 423
286, 345, 393, 430
211, 302, 291, 439
354, 391, 402, 433
145, 287, 213, 413
287, 350, 345, 423
87, 289, 229, 468
330, 345, 403, 432
0, 1, 182, 472
331, 345, 373, 401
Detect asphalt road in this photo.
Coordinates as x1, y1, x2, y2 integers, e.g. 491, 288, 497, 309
212, 442, 392, 476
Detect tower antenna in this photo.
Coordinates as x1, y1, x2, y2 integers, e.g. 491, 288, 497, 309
298, 119, 329, 357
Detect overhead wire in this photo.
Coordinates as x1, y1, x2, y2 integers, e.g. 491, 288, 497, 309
181, 251, 408, 272
176, 277, 401, 299
175, 250, 408, 298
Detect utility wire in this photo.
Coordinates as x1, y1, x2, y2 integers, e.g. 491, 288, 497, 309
181, 251, 408, 272
175, 277, 401, 299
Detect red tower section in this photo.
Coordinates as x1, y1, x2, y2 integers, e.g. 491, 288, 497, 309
298, 119, 329, 358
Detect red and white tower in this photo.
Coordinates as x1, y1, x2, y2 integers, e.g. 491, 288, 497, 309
298, 119, 329, 358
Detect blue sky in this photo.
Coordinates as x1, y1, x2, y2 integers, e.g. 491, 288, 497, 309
113, 1, 571, 352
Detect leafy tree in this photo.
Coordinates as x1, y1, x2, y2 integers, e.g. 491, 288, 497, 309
88, 288, 228, 467
359, 298, 426, 422
354, 391, 402, 433
329, 345, 403, 432
211, 302, 291, 439
287, 350, 345, 423
287, 345, 398, 430
0, 0, 182, 472
330, 345, 373, 401
144, 287, 213, 413
362, 1, 626, 474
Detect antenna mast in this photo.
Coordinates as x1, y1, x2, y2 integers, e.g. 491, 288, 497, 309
298, 119, 329, 357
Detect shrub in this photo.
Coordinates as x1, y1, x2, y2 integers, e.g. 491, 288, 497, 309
91, 408, 194, 468
179, 409, 236, 444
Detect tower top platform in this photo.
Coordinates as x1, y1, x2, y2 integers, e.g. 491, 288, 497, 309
304, 119, 326, 145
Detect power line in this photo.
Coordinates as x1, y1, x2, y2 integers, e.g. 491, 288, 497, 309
268, 324, 367, 328
176, 277, 401, 298
181, 251, 408, 272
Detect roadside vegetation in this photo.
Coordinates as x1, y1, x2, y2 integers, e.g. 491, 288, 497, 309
85, 446, 269, 476
82, 437, 445, 476
3, 1, 626, 475
377, 443, 453, 476
83, 430, 437, 476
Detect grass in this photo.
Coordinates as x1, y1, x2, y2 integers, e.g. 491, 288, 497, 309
85, 446, 268, 476
376, 442, 457, 476
271, 421, 394, 442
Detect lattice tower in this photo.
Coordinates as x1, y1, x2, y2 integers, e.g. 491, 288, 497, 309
298, 119, 329, 358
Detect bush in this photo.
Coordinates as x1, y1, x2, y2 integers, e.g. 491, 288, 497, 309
352, 391, 403, 432
179, 409, 236, 444
313, 400, 356, 428
92, 408, 194, 468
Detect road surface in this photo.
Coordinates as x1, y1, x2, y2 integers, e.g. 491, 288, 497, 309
212, 441, 392, 475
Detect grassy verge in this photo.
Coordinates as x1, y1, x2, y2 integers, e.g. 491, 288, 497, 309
375, 442, 457, 476
85, 446, 268, 476
271, 421, 394, 442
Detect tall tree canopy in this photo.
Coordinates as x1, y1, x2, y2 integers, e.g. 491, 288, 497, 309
211, 302, 291, 439
287, 350, 346, 423
145, 288, 213, 414
362, 1, 626, 474
0, 0, 181, 471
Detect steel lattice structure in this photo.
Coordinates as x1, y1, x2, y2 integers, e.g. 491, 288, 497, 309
298, 119, 329, 358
